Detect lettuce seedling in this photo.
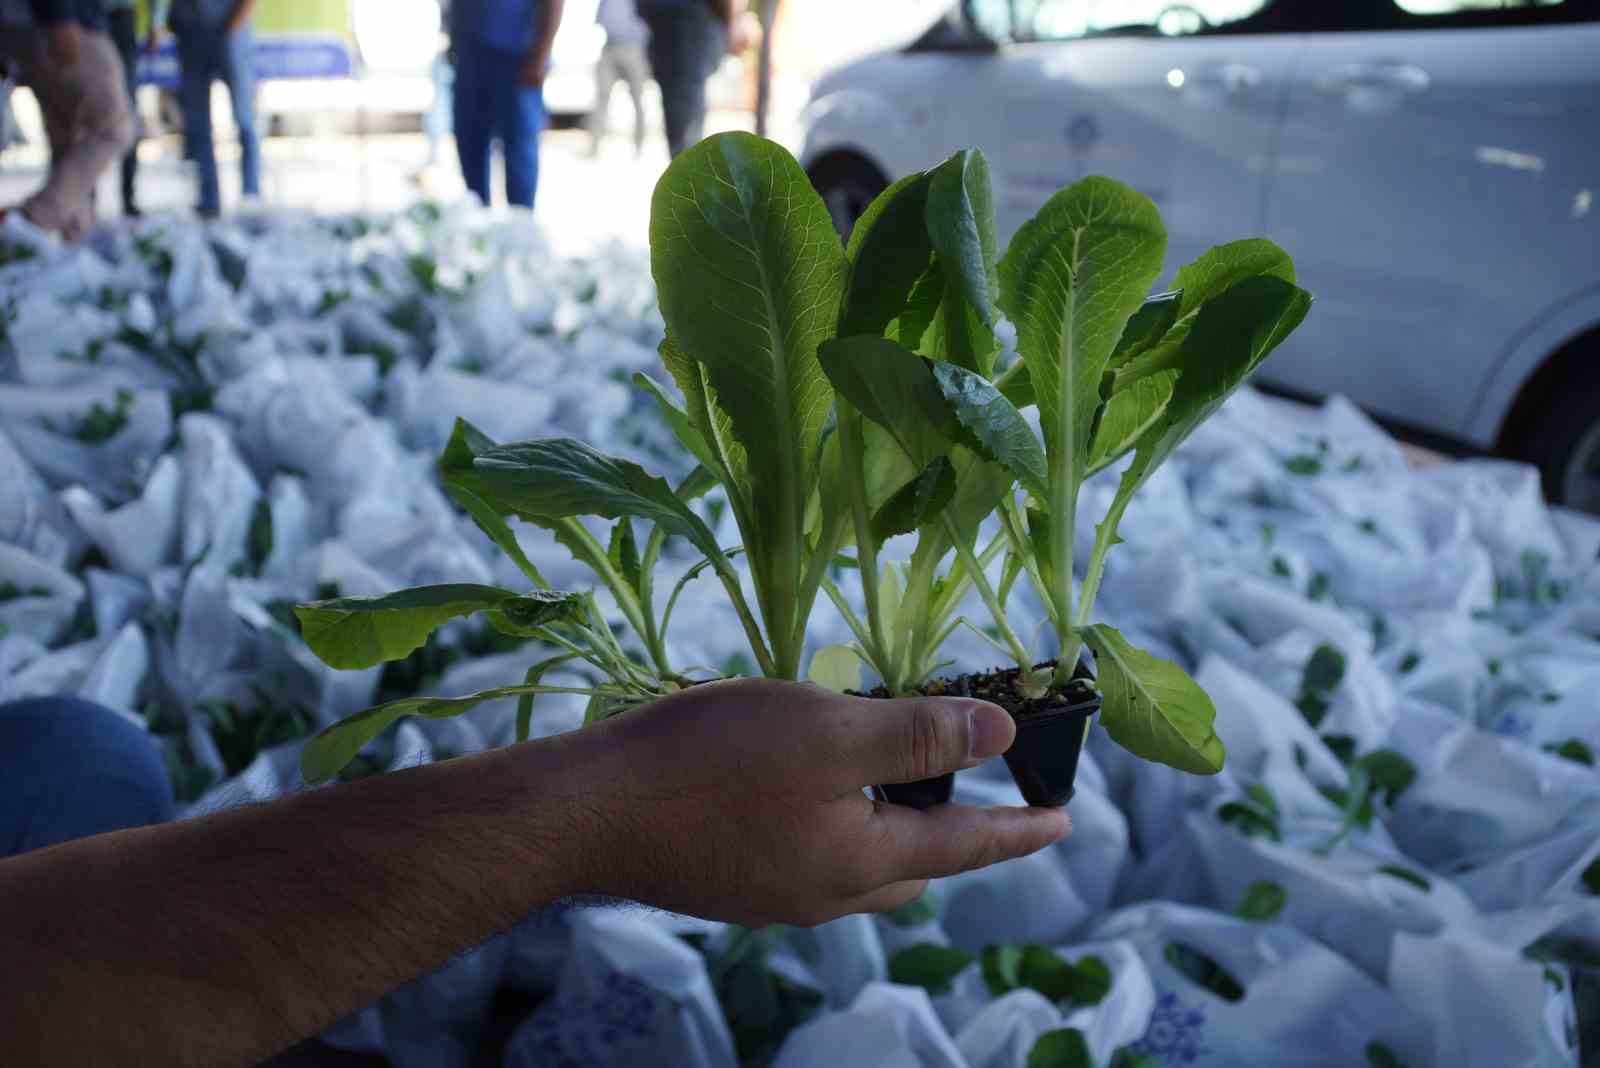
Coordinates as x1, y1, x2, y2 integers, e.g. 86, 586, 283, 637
824, 163, 1312, 774
806, 150, 1017, 696
290, 422, 727, 782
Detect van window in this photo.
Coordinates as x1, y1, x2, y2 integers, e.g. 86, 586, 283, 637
1394, 0, 1562, 12
1002, 0, 1276, 41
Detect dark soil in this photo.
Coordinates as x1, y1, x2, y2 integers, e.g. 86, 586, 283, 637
854, 660, 1098, 721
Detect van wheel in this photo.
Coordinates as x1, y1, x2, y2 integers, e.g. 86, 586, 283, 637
1519, 370, 1600, 516
808, 155, 888, 242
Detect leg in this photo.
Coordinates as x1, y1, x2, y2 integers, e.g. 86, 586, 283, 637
587, 44, 619, 154
0, 697, 174, 859
500, 75, 545, 210
679, 9, 725, 154
645, 12, 717, 158
451, 41, 494, 205
15, 30, 134, 239
176, 29, 220, 215
619, 43, 649, 156
221, 23, 260, 199
108, 9, 141, 214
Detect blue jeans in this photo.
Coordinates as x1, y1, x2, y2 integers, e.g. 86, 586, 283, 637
175, 22, 261, 215
0, 697, 174, 858
452, 41, 545, 209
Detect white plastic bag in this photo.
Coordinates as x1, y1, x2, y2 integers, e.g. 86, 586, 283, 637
503, 909, 737, 1068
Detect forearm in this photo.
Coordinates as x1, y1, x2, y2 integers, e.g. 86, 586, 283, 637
228, 0, 257, 25
709, 0, 736, 25
0, 733, 597, 1067
530, 0, 564, 61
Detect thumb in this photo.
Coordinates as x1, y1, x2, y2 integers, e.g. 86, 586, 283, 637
849, 696, 1015, 790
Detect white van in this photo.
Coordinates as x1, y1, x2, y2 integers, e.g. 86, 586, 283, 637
800, 1, 1600, 513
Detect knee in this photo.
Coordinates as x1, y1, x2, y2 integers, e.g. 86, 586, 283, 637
0, 697, 174, 819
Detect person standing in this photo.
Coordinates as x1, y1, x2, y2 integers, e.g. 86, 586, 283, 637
0, 0, 134, 239
449, 0, 565, 211
588, 0, 648, 158
165, 0, 259, 219
102, 0, 149, 216
636, 0, 747, 159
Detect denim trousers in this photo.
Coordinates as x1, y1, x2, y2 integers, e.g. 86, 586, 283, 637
451, 40, 546, 210
175, 21, 261, 215
0, 697, 174, 859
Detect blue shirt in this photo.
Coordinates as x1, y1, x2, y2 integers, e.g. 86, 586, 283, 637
451, 0, 543, 55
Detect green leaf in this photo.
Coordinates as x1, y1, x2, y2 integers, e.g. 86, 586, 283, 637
1117, 238, 1299, 383
437, 420, 549, 589
1376, 865, 1432, 892
808, 643, 863, 693
840, 171, 936, 339
1163, 942, 1246, 1002
998, 176, 1167, 501
1235, 880, 1288, 921
818, 335, 953, 470
1087, 370, 1175, 477
982, 944, 1025, 996
925, 149, 1000, 376
1084, 623, 1225, 774
651, 133, 847, 648
1027, 1029, 1092, 1068
515, 653, 581, 743
1354, 749, 1416, 804
1366, 1041, 1409, 1068
888, 943, 974, 996
469, 438, 727, 568
485, 590, 589, 636
929, 361, 1048, 500
1302, 643, 1348, 693
1109, 290, 1183, 367
872, 457, 958, 542
657, 336, 749, 495
993, 360, 1035, 411
607, 519, 642, 596
294, 585, 579, 670
882, 891, 940, 928
1092, 272, 1311, 576
300, 680, 602, 784
631, 371, 720, 474
1016, 948, 1113, 1006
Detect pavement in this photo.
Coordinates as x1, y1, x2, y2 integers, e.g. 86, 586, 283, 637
0, 120, 736, 258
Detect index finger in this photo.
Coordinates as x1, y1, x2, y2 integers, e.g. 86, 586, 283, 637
866, 802, 1071, 883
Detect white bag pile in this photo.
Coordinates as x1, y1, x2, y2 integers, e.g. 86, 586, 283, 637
1, 208, 1596, 1067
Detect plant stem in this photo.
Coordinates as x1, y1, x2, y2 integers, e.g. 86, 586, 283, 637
711, 562, 779, 678
554, 518, 654, 660
841, 409, 891, 673
942, 514, 1031, 670
821, 575, 877, 657
789, 508, 847, 680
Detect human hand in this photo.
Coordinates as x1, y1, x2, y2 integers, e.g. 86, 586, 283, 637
144, 27, 163, 54
728, 11, 761, 54
46, 21, 82, 69
567, 678, 1071, 927
519, 50, 548, 88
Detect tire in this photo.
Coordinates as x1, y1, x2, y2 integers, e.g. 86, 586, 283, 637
807, 153, 889, 243
1516, 368, 1600, 516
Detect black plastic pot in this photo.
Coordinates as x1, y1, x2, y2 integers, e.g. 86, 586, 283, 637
873, 773, 955, 810
1003, 685, 1102, 807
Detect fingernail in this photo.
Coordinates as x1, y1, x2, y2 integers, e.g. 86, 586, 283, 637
967, 702, 1014, 759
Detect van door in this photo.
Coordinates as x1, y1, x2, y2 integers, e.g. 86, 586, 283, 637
1258, 1, 1598, 436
